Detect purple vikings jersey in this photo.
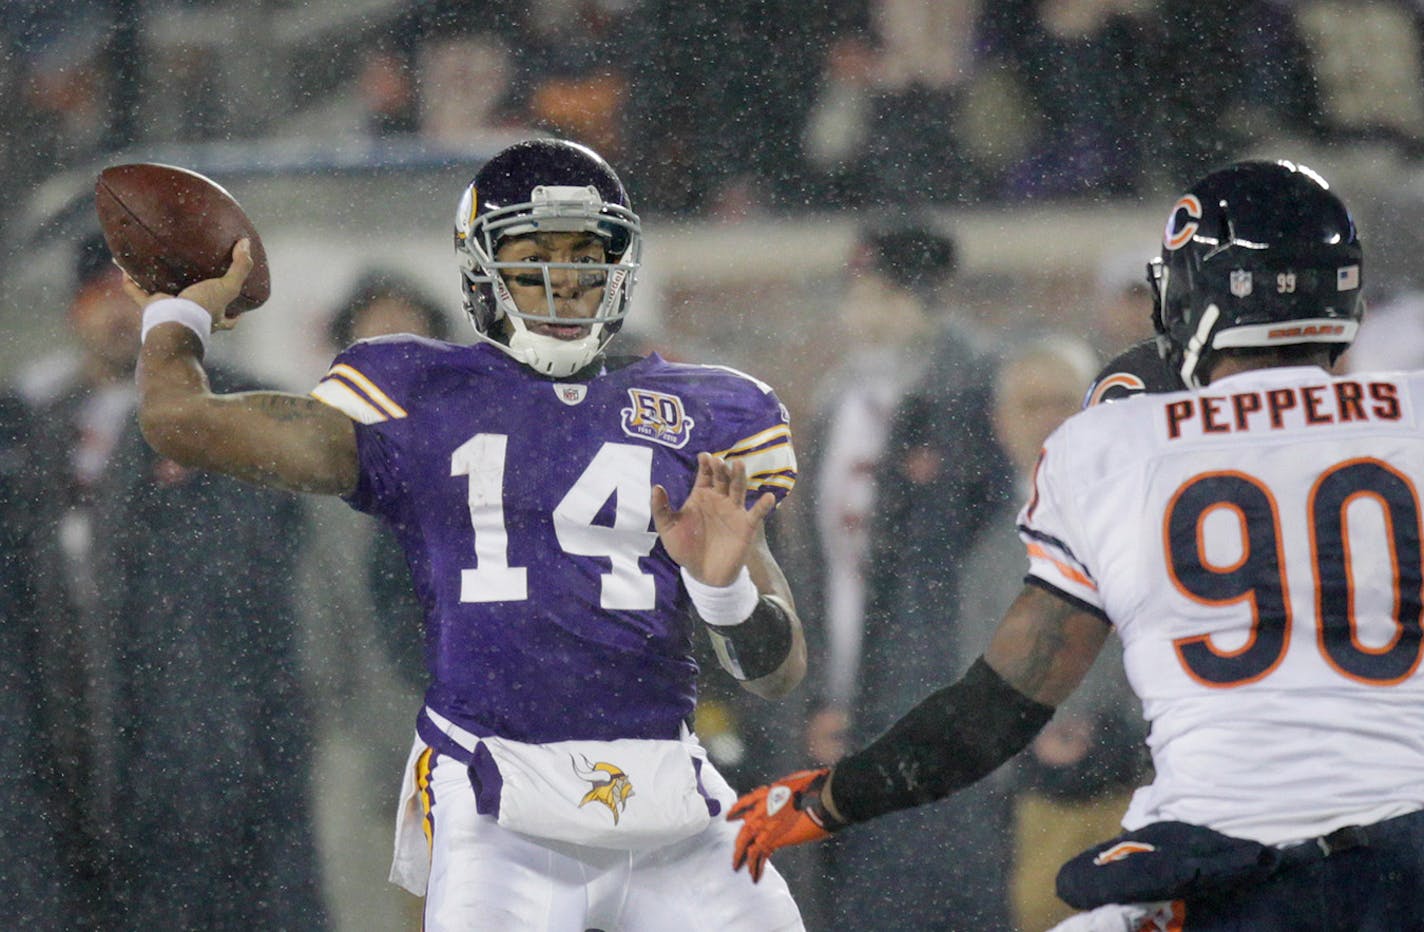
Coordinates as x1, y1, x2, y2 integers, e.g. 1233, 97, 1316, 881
311, 338, 796, 755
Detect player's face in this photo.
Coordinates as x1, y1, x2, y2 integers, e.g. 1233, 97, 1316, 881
495, 231, 608, 340
70, 269, 141, 376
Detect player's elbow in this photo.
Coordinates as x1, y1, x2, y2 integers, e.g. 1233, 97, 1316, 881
740, 635, 807, 700
138, 398, 210, 467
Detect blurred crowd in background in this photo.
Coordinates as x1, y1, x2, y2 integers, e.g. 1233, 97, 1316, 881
3, 0, 1424, 229
6, 1, 1424, 930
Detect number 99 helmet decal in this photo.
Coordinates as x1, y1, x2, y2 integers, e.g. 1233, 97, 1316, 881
1150, 160, 1364, 388
455, 139, 642, 378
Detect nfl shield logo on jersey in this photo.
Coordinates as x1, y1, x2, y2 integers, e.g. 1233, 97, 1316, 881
555, 383, 588, 405
1229, 269, 1253, 297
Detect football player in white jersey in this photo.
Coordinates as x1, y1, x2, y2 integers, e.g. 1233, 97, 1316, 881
729, 160, 1424, 930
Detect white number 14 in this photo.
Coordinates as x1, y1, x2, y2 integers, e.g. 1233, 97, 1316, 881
450, 434, 659, 609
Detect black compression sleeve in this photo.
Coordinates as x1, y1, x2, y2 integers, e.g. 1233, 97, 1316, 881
830, 656, 1054, 824
701, 594, 794, 681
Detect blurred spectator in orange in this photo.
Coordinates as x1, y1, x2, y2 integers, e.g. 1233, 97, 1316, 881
513, 0, 631, 158
358, 41, 420, 137
13, 231, 325, 929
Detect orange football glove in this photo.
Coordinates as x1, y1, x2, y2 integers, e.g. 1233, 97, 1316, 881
728, 768, 842, 882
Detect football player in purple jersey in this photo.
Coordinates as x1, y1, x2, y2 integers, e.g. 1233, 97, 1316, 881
127, 139, 807, 931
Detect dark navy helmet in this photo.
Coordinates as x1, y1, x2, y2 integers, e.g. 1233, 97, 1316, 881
1082, 337, 1185, 407
454, 139, 642, 377
1150, 160, 1363, 388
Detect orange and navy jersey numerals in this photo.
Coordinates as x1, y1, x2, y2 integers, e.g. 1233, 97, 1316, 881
1164, 471, 1290, 687
1163, 459, 1424, 688
1308, 458, 1424, 685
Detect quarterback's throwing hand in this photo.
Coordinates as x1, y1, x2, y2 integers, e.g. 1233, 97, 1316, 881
729, 768, 840, 882
121, 238, 254, 332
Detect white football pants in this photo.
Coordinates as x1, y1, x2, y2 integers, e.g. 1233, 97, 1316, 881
393, 738, 805, 932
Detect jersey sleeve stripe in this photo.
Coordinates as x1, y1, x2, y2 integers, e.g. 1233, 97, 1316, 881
726, 443, 798, 492
1026, 542, 1099, 591
1022, 575, 1110, 623
310, 380, 391, 424
325, 363, 408, 419
716, 425, 792, 458
1018, 525, 1091, 574
751, 472, 796, 491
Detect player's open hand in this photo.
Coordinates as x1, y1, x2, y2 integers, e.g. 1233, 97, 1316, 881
121, 239, 253, 332
652, 452, 775, 586
728, 768, 837, 882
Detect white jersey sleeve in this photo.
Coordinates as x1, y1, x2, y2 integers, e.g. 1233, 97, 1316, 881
1017, 437, 1107, 618
1018, 367, 1424, 847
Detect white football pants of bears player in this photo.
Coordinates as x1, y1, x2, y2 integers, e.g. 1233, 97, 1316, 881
392, 736, 805, 931
1048, 903, 1177, 932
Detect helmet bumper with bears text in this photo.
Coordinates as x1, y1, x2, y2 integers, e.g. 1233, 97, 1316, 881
1150, 160, 1364, 389
454, 139, 642, 378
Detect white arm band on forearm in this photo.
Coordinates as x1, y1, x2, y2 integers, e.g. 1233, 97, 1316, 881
141, 298, 211, 356
681, 565, 759, 626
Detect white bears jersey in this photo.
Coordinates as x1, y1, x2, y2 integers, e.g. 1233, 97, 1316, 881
1020, 365, 1424, 846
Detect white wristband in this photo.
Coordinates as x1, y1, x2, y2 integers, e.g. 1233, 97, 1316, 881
681, 565, 759, 627
141, 298, 212, 355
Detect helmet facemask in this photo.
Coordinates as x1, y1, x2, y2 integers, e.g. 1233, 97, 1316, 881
456, 183, 642, 378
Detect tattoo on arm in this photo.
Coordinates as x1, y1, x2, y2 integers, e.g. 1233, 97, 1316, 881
1007, 604, 1070, 692
985, 586, 1107, 707
163, 391, 359, 495
252, 393, 332, 423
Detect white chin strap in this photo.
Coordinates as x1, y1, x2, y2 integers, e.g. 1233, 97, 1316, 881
1179, 304, 1220, 389
501, 320, 604, 378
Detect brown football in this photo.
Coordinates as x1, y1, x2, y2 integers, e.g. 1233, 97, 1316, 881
94, 162, 270, 315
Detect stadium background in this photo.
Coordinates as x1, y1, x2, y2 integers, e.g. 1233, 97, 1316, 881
5, 1, 1424, 423
5, 2, 1424, 929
